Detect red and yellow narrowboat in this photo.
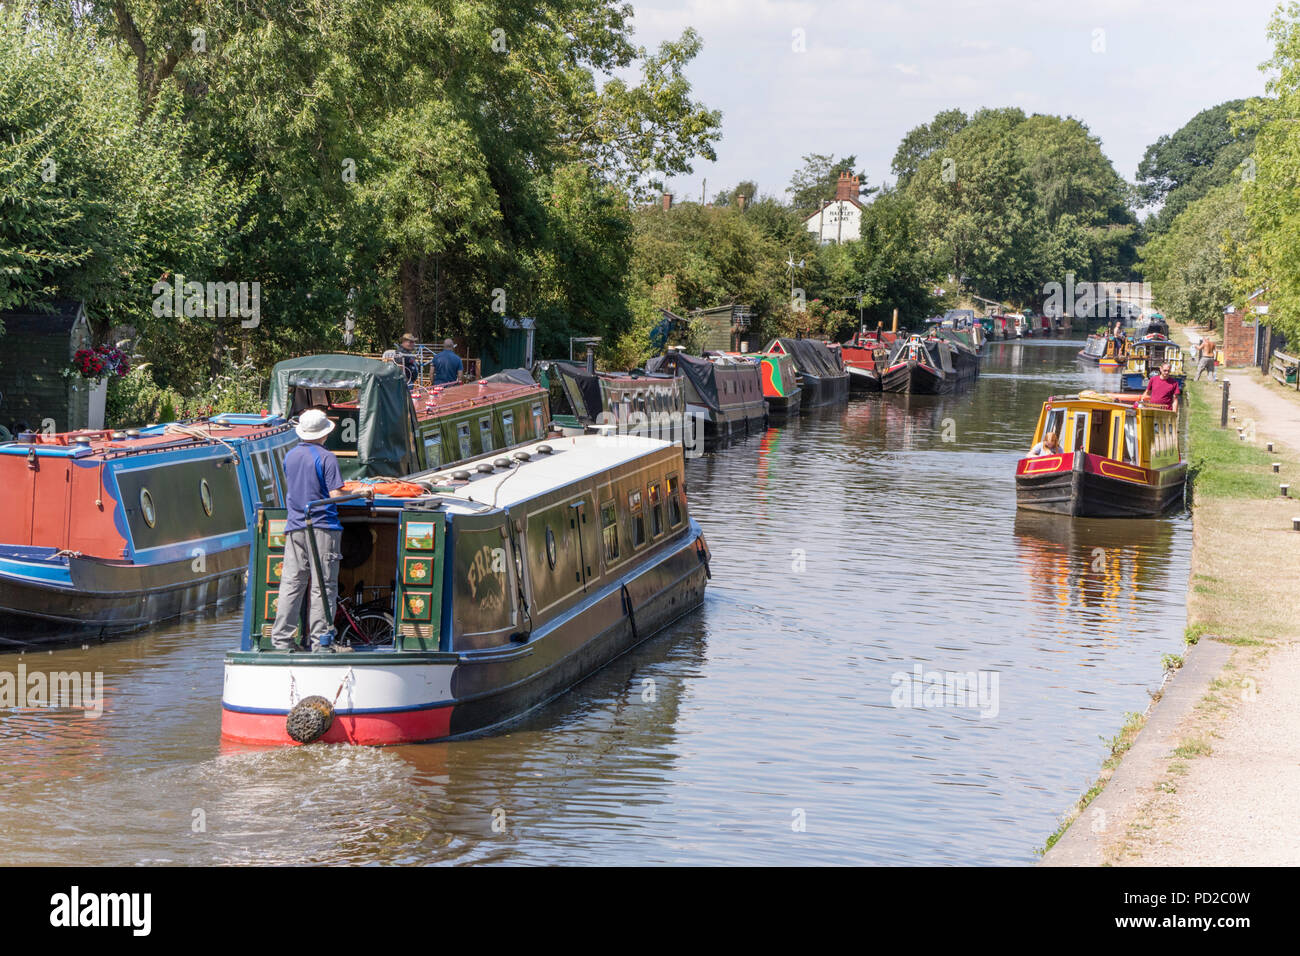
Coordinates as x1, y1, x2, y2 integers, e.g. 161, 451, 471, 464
1015, 391, 1186, 517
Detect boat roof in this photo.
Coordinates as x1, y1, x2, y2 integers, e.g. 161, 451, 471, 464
1043, 391, 1174, 412
0, 413, 291, 460
388, 435, 676, 515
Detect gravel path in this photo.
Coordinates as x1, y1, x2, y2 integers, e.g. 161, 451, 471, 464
1108, 329, 1300, 865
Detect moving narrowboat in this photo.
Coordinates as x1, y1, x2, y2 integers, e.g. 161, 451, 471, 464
534, 359, 691, 447
1077, 334, 1127, 369
220, 434, 711, 746
763, 338, 850, 408
881, 332, 979, 394
0, 414, 297, 646
644, 350, 766, 449
838, 332, 893, 393
270, 354, 550, 477
1121, 335, 1185, 392
1015, 391, 1187, 517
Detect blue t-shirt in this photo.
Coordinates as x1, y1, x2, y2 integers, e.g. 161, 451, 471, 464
283, 442, 344, 532
432, 349, 463, 385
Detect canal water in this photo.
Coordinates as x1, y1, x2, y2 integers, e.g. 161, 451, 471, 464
0, 337, 1191, 865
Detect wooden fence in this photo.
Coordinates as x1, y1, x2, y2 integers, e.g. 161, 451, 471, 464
1269, 349, 1299, 389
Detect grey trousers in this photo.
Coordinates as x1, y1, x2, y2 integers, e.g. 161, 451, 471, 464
270, 527, 342, 650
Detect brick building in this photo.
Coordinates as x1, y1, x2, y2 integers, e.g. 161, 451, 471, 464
1221, 289, 1269, 367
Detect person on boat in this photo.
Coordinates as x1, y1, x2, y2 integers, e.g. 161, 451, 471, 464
1029, 430, 1062, 457
395, 333, 422, 385
270, 409, 362, 653
1195, 335, 1217, 382
432, 338, 464, 386
1141, 363, 1182, 412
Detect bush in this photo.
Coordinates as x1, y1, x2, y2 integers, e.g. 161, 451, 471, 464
105, 366, 189, 429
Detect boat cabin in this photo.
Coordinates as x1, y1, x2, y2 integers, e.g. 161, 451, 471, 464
270, 354, 549, 478
242, 435, 701, 655
1028, 392, 1181, 471
1122, 337, 1185, 391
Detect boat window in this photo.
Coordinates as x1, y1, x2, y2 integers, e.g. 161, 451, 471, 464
502, 410, 516, 447
1071, 412, 1088, 453
1090, 412, 1110, 458
200, 479, 214, 516
457, 422, 472, 459
452, 526, 518, 639
424, 432, 442, 468
648, 482, 664, 538
531, 402, 544, 438
667, 475, 683, 527
629, 490, 646, 548
140, 488, 156, 528
601, 501, 619, 562
1043, 408, 1065, 444
545, 527, 557, 569
479, 416, 495, 453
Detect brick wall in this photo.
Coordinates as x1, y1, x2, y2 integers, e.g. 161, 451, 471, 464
1222, 310, 1257, 367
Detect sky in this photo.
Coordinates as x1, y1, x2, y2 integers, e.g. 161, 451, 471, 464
626, 0, 1284, 202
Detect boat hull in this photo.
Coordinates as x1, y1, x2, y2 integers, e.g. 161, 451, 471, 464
221, 526, 710, 746
845, 365, 882, 393
765, 389, 801, 418
882, 360, 945, 394
798, 372, 850, 409
0, 546, 250, 647
1015, 451, 1187, 517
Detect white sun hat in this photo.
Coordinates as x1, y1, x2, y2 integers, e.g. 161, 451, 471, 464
295, 408, 336, 441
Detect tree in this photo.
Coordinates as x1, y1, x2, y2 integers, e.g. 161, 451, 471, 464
891, 108, 969, 187
1136, 99, 1256, 235
787, 153, 876, 211
1240, 3, 1300, 342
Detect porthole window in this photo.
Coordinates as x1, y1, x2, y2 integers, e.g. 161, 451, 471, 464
200, 479, 213, 516
545, 527, 558, 569
140, 488, 156, 527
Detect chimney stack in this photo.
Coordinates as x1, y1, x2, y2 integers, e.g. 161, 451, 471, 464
737, 194, 746, 212
834, 171, 860, 202
661, 192, 673, 211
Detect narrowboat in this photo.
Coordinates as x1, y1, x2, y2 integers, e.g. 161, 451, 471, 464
1077, 334, 1127, 369
220, 434, 711, 746
534, 359, 691, 448
1015, 391, 1187, 517
270, 354, 550, 477
1121, 336, 1185, 392
838, 332, 892, 393
0, 414, 297, 646
763, 338, 850, 408
749, 352, 802, 418
881, 332, 979, 394
644, 350, 766, 449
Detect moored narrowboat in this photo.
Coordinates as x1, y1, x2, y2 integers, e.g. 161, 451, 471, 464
534, 359, 692, 448
270, 354, 550, 477
0, 415, 297, 646
749, 351, 801, 418
220, 434, 711, 746
763, 338, 849, 408
881, 332, 979, 394
644, 350, 766, 449
838, 332, 892, 393
1015, 391, 1187, 517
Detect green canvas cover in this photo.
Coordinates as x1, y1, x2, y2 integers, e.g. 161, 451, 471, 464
268, 354, 417, 478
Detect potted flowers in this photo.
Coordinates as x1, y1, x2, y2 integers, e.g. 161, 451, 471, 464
68, 345, 131, 429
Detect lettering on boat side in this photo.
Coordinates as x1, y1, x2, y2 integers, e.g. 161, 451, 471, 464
890, 664, 999, 719
0, 665, 103, 718
49, 886, 151, 936
467, 545, 507, 613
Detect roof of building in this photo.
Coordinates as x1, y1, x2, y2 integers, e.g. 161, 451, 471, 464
0, 299, 86, 335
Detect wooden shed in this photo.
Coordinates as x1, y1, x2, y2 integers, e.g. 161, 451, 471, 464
0, 300, 98, 433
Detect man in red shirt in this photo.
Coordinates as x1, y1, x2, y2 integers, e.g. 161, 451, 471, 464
1141, 362, 1181, 412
